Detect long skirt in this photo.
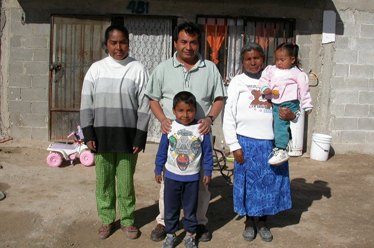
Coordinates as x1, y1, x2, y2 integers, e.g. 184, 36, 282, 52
233, 135, 292, 216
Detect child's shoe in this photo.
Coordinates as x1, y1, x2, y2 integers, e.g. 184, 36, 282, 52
268, 148, 289, 166
184, 235, 198, 248
162, 233, 176, 248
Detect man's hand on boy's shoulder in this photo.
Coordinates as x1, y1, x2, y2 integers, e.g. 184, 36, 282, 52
155, 174, 162, 184
203, 176, 211, 186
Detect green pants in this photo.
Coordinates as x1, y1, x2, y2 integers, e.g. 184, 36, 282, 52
95, 153, 138, 226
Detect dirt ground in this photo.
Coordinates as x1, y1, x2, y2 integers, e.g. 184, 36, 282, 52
0, 139, 374, 248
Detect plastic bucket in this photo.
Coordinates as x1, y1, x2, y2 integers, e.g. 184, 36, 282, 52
310, 133, 332, 161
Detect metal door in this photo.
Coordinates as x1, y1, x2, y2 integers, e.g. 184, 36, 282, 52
49, 15, 110, 141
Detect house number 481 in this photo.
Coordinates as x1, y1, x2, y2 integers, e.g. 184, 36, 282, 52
127, 1, 150, 14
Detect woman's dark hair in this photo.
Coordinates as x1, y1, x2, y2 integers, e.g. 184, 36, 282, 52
173, 91, 197, 109
173, 22, 201, 43
103, 25, 129, 48
240, 42, 265, 64
276, 42, 301, 68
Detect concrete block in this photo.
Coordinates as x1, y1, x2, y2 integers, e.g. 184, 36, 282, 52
358, 118, 374, 130
333, 64, 349, 77
330, 103, 345, 117
24, 61, 49, 75
365, 131, 374, 143
10, 21, 33, 35
31, 127, 49, 140
33, 24, 50, 36
354, 38, 374, 51
361, 24, 374, 38
332, 90, 358, 104
8, 88, 21, 100
331, 130, 342, 143
10, 8, 23, 22
355, 11, 374, 25
343, 23, 359, 37
340, 130, 365, 143
10, 35, 22, 48
9, 113, 25, 126
333, 49, 357, 64
359, 91, 374, 104
349, 65, 374, 78
9, 126, 32, 139
334, 36, 349, 50
21, 88, 48, 101
9, 74, 32, 88
31, 75, 49, 88
331, 77, 368, 90
344, 104, 369, 117
8, 100, 31, 114
358, 50, 374, 65
370, 105, 374, 117
9, 61, 25, 74
10, 48, 33, 61
31, 101, 49, 115
23, 36, 48, 49
339, 10, 355, 24
22, 114, 48, 128
33, 49, 49, 62
333, 117, 357, 130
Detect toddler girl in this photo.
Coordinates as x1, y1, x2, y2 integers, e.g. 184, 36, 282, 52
259, 42, 313, 166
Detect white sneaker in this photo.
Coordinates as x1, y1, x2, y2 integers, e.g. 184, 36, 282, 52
268, 148, 289, 166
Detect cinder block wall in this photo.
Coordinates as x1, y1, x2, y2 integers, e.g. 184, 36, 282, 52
1, 0, 50, 140
329, 8, 374, 154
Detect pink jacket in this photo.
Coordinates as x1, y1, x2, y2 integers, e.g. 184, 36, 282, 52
259, 65, 313, 109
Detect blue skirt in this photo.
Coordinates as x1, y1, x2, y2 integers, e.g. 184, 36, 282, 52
233, 135, 292, 216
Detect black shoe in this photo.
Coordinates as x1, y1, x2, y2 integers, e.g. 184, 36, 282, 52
150, 224, 166, 242
196, 224, 211, 242
258, 226, 273, 242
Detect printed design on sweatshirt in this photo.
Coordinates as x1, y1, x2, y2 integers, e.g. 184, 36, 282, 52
169, 128, 201, 171
247, 86, 272, 113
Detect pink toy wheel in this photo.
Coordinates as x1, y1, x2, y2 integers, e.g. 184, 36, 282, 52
80, 150, 94, 166
47, 152, 63, 167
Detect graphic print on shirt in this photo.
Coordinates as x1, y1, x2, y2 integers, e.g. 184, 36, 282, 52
247, 85, 272, 113
169, 129, 201, 171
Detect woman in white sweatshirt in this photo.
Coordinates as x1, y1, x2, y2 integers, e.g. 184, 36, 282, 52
223, 42, 296, 243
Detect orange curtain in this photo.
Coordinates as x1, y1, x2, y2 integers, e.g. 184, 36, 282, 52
206, 24, 225, 64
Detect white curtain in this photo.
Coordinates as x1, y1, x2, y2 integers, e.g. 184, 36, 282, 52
124, 17, 173, 142
226, 19, 244, 81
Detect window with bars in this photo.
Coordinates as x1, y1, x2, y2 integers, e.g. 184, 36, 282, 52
197, 17, 295, 83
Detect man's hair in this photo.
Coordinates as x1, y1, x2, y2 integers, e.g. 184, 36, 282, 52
173, 91, 197, 109
173, 22, 201, 43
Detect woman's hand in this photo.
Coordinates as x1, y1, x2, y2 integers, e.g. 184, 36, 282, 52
161, 118, 172, 134
279, 107, 296, 121
233, 149, 245, 164
86, 140, 97, 152
197, 118, 212, 135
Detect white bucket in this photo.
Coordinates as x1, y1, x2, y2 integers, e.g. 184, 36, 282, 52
310, 133, 332, 161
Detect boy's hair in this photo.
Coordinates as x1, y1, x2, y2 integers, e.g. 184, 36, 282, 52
173, 91, 197, 109
276, 42, 301, 68
173, 21, 201, 43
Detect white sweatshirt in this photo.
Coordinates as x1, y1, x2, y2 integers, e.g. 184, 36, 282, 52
223, 73, 274, 152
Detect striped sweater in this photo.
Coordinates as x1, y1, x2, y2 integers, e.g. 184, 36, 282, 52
80, 55, 150, 153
